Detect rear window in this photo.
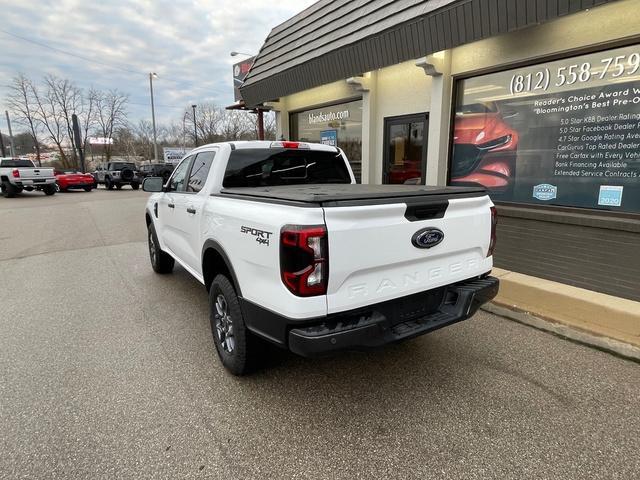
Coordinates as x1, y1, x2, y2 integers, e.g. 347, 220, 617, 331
111, 163, 135, 170
222, 149, 351, 188
1, 159, 34, 167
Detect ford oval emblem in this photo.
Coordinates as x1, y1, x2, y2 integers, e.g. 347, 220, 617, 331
412, 228, 444, 249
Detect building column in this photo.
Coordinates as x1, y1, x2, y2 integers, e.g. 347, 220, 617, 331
418, 51, 452, 186
267, 101, 288, 140
346, 72, 376, 184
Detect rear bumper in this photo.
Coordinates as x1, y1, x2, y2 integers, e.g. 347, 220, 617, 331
62, 182, 93, 188
13, 179, 56, 186
241, 275, 499, 357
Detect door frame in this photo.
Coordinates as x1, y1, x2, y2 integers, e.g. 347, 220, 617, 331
382, 112, 429, 184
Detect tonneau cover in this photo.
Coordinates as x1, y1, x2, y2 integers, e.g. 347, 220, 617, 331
220, 184, 486, 205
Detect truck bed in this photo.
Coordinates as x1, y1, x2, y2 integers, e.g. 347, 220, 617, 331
220, 184, 486, 206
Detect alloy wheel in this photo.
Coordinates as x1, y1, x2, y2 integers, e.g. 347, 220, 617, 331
214, 294, 235, 353
148, 231, 157, 266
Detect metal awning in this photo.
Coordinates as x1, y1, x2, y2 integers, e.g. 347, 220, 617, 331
240, 0, 616, 106
224, 101, 271, 112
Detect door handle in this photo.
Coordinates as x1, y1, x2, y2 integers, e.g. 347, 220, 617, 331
168, 203, 175, 209
186, 207, 197, 214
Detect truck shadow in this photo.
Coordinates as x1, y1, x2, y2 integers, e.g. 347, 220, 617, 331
155, 265, 573, 424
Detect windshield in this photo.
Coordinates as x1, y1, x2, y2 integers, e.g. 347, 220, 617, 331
1, 159, 34, 168
223, 148, 351, 188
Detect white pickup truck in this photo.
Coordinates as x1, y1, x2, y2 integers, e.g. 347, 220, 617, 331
143, 141, 498, 375
0, 158, 56, 197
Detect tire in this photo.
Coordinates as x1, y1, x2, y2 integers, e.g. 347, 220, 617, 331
148, 223, 174, 274
2, 181, 17, 198
84, 186, 93, 192
43, 184, 56, 196
105, 177, 113, 190
209, 274, 258, 376
121, 168, 134, 182
131, 182, 140, 190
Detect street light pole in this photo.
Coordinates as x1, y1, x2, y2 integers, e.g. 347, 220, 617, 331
191, 104, 198, 147
5, 111, 15, 157
149, 73, 159, 161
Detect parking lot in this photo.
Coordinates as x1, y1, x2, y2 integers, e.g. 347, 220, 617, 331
1, 188, 639, 479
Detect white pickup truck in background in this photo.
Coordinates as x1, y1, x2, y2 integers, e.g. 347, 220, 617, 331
143, 141, 499, 375
0, 158, 56, 197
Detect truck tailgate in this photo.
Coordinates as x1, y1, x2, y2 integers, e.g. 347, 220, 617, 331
324, 195, 493, 314
17, 168, 54, 180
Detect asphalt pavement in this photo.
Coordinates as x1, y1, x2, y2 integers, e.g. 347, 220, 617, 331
1, 188, 639, 479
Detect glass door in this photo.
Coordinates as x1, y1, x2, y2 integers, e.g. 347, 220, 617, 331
383, 113, 428, 184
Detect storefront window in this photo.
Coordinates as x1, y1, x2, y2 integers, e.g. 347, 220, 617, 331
450, 44, 640, 214
290, 99, 363, 182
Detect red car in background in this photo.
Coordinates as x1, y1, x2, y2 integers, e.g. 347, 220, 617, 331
450, 103, 519, 194
55, 170, 96, 192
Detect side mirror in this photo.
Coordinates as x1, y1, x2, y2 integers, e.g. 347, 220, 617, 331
143, 176, 164, 192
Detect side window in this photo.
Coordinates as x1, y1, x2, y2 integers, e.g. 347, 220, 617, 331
186, 151, 215, 193
168, 157, 192, 192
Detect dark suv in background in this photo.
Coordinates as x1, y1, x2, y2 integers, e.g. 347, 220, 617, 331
139, 163, 175, 183
93, 162, 142, 190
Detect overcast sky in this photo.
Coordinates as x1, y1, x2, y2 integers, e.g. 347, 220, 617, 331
0, 0, 316, 131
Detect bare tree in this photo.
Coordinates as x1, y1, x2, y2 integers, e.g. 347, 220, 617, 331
44, 75, 86, 165
219, 110, 255, 141
263, 111, 276, 140
80, 88, 98, 153
95, 89, 129, 161
176, 103, 259, 145
32, 77, 70, 165
6, 74, 42, 165
134, 119, 155, 160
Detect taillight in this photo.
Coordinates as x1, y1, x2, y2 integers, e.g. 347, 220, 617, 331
12, 169, 20, 178
270, 141, 310, 149
487, 206, 497, 257
280, 225, 328, 297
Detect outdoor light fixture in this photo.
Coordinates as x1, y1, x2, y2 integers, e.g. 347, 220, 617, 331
149, 72, 159, 160
192, 104, 198, 147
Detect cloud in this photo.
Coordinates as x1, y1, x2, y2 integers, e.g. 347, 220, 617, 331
0, 0, 316, 129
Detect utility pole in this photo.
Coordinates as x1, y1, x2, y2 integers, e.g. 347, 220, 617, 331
256, 108, 265, 140
5, 111, 15, 156
72, 114, 86, 172
149, 73, 158, 161
0, 127, 6, 157
182, 111, 187, 150
192, 104, 198, 147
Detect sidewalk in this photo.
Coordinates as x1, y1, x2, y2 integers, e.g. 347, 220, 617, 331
486, 268, 640, 361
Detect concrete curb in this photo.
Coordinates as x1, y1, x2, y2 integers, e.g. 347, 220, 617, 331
483, 303, 640, 362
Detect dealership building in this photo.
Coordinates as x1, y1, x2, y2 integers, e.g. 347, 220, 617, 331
240, 0, 639, 305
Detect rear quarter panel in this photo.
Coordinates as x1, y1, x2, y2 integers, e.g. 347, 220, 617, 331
203, 196, 327, 319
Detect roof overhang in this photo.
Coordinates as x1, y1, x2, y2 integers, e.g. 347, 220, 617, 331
240, 0, 616, 107
224, 101, 272, 112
